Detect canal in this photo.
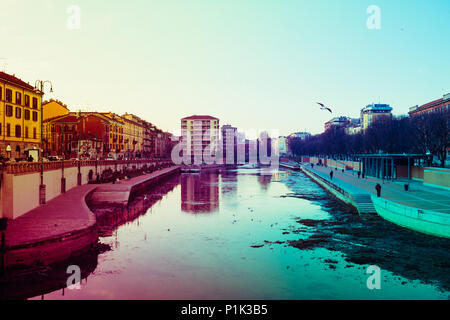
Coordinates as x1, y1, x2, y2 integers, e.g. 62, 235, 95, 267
7, 167, 450, 299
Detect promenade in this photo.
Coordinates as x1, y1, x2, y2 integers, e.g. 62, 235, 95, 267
3, 166, 180, 270
305, 164, 450, 214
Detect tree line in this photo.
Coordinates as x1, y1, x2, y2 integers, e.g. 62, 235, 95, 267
288, 109, 450, 167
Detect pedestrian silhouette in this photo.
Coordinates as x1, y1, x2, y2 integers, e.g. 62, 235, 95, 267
358, 171, 361, 179
330, 170, 333, 180
375, 183, 381, 197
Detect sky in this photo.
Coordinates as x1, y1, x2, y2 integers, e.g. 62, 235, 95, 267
0, 0, 449, 135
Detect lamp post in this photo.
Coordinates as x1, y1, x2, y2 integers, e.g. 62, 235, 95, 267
35, 80, 53, 205
61, 124, 66, 193
77, 111, 82, 186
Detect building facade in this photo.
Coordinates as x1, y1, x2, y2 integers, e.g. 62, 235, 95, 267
42, 99, 70, 121
324, 116, 351, 131
408, 93, 450, 117
360, 104, 393, 130
221, 124, 237, 162
181, 115, 220, 162
0, 72, 43, 160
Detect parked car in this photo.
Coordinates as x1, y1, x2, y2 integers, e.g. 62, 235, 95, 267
47, 156, 63, 161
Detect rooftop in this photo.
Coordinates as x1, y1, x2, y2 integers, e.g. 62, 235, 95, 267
362, 104, 393, 112
182, 115, 219, 120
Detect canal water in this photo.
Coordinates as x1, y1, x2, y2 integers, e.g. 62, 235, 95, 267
21, 168, 450, 299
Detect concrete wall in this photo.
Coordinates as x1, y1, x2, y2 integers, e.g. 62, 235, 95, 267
372, 196, 450, 238
423, 167, 450, 190
302, 157, 362, 171
396, 166, 424, 180
0, 160, 165, 219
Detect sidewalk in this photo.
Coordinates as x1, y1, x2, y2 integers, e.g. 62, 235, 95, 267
307, 164, 450, 214
3, 166, 180, 269
5, 184, 97, 249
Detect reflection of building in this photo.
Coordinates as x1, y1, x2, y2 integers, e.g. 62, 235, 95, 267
181, 172, 219, 213
0, 72, 43, 159
360, 104, 392, 131
220, 170, 238, 200
258, 173, 272, 189
181, 115, 219, 162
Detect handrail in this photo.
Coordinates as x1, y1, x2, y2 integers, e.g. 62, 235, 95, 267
4, 159, 173, 174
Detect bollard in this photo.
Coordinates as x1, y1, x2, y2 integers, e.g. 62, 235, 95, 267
61, 177, 66, 193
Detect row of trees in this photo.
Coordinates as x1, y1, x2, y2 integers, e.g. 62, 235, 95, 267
288, 109, 450, 167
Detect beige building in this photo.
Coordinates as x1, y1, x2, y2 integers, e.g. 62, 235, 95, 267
181, 115, 219, 160
360, 104, 393, 131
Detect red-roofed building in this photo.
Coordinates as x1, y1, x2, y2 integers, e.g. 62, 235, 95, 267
180, 115, 220, 162
409, 93, 450, 116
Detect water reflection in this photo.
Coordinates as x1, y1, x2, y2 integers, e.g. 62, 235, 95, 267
2, 168, 449, 300
181, 171, 219, 214
0, 244, 101, 300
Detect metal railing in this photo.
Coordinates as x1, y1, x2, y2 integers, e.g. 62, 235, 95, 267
4, 159, 173, 175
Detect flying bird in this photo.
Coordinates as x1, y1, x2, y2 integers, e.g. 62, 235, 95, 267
316, 102, 333, 113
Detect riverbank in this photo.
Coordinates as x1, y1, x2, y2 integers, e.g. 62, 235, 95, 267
2, 166, 180, 272
298, 163, 450, 238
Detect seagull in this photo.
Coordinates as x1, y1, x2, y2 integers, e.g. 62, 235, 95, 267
316, 102, 333, 113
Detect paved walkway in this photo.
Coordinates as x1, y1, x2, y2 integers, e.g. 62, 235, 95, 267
4, 185, 98, 248
305, 164, 450, 214
4, 166, 180, 249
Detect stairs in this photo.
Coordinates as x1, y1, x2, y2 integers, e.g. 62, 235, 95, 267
352, 194, 378, 214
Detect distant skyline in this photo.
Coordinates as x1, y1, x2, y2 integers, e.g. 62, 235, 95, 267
1, 0, 449, 135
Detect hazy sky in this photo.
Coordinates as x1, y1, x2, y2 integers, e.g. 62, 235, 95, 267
1, 0, 449, 135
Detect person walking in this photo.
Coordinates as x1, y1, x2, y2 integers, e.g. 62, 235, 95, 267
375, 183, 381, 197
358, 171, 361, 179
330, 170, 333, 180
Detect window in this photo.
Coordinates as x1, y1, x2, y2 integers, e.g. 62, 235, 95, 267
15, 107, 22, 119
16, 92, 22, 105
25, 126, 29, 138
32, 97, 38, 109
5, 89, 12, 102
32, 111, 38, 122
5, 105, 13, 117
6, 124, 10, 137
25, 95, 30, 107
0, 87, 2, 100
15, 125, 21, 138
33, 127, 37, 139
24, 109, 30, 120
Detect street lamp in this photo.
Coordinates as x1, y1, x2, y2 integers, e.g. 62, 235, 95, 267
35, 80, 53, 205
